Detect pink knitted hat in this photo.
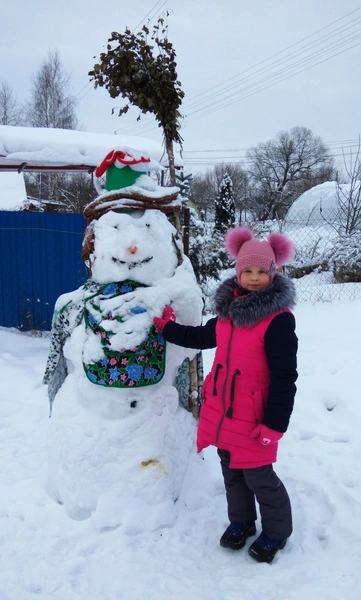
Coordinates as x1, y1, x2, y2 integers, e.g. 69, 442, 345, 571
225, 227, 294, 279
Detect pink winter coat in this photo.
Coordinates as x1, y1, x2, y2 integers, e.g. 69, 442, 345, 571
197, 311, 289, 468
161, 274, 298, 470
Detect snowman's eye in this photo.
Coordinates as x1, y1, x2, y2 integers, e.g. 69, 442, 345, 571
145, 223, 151, 228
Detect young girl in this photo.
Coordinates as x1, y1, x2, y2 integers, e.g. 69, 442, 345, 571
154, 227, 298, 564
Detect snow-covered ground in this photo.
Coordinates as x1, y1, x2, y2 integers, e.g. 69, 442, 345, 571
1, 297, 361, 600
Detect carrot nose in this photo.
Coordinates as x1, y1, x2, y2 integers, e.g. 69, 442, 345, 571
129, 245, 137, 255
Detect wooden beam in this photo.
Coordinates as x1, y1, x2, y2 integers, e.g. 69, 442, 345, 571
0, 160, 96, 173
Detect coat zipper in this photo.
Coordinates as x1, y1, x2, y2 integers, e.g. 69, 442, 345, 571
212, 363, 223, 396
226, 368, 241, 418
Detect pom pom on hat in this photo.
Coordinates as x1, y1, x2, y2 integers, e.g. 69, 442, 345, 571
268, 232, 294, 266
225, 227, 253, 258
225, 226, 293, 279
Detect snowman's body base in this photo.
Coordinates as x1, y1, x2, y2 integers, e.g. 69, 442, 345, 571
47, 371, 196, 532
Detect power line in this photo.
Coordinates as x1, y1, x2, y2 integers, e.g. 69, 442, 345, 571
184, 36, 361, 124
184, 151, 356, 168
184, 23, 361, 118
132, 0, 168, 32
125, 28, 361, 137
128, 32, 361, 135
181, 139, 361, 169
183, 139, 361, 154
118, 8, 361, 137
67, 6, 361, 143
183, 15, 361, 114
184, 6, 361, 110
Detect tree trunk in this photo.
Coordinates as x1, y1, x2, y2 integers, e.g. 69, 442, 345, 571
165, 133, 202, 420
183, 206, 190, 256
164, 132, 181, 234
188, 357, 200, 419
165, 133, 176, 186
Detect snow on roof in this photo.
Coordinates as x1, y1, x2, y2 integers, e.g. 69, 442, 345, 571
0, 172, 27, 210
285, 181, 350, 225
0, 125, 182, 169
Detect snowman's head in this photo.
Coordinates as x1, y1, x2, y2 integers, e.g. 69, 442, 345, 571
90, 209, 179, 285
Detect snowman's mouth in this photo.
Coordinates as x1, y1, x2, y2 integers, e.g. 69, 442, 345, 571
112, 256, 153, 270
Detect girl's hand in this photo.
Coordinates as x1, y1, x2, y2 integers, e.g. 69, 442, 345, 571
153, 307, 176, 331
250, 424, 283, 445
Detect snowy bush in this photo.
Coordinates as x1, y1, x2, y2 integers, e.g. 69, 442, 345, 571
328, 232, 361, 282
189, 223, 232, 287
214, 173, 235, 233
282, 224, 337, 279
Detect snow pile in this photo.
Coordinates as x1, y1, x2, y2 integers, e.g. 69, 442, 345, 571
284, 223, 337, 267
0, 124, 182, 168
0, 171, 27, 210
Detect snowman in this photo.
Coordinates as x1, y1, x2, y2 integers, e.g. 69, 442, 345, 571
43, 148, 203, 531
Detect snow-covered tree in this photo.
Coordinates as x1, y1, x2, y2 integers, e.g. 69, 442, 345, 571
189, 227, 231, 287
189, 176, 234, 293
190, 164, 248, 221
214, 172, 235, 233
175, 170, 193, 203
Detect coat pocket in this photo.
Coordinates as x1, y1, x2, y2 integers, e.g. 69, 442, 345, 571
250, 390, 265, 423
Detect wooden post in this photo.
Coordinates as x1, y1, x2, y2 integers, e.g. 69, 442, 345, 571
182, 206, 200, 419
183, 206, 190, 257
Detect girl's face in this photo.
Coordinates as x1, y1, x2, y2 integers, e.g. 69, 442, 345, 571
238, 266, 270, 291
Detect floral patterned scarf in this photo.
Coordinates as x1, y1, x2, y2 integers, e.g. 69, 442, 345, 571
83, 280, 166, 388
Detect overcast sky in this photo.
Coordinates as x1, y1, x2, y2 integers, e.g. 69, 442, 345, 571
2, 0, 361, 174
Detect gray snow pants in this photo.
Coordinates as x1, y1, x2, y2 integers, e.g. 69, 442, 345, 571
218, 449, 292, 540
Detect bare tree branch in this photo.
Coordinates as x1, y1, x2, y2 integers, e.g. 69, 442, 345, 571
0, 81, 22, 125
336, 137, 361, 234
246, 126, 335, 220
26, 49, 78, 130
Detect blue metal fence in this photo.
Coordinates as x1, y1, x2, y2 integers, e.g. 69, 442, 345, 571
0, 211, 89, 331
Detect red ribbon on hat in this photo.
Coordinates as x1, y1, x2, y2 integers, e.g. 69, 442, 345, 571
95, 149, 151, 178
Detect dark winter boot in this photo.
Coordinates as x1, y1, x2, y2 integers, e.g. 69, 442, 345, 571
220, 522, 256, 550
248, 531, 287, 563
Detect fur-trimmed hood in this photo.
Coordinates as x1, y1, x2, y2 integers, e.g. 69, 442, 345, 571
213, 273, 296, 327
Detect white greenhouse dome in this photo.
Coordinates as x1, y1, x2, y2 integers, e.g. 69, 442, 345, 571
284, 181, 352, 226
